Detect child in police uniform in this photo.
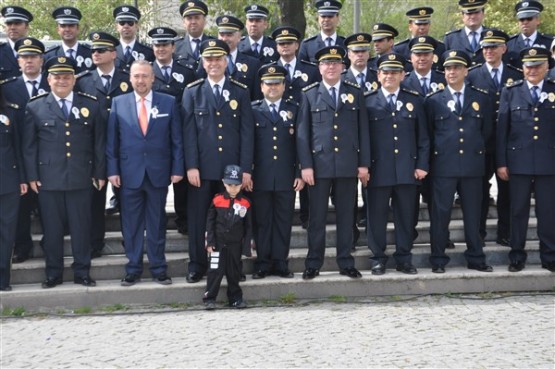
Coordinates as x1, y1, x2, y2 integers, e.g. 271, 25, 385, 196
203, 165, 253, 310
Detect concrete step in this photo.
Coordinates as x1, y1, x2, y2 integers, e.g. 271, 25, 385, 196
2, 265, 553, 312
12, 241, 541, 285
28, 218, 539, 258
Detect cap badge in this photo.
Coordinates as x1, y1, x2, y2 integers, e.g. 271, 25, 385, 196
93, 33, 100, 40
449, 51, 457, 57
529, 49, 537, 56
357, 35, 364, 41
6, 8, 13, 13
157, 28, 164, 34
58, 57, 67, 63
419, 9, 426, 15
122, 6, 129, 12
222, 17, 229, 23
283, 30, 289, 35
188, 2, 194, 6
252, 5, 258, 10
388, 54, 396, 60
469, 0, 475, 3
64, 9, 71, 15
330, 48, 337, 54
486, 31, 493, 37
209, 40, 216, 46
23, 39, 32, 45
268, 67, 276, 73
373, 25, 379, 30
324, 1, 331, 6
419, 37, 426, 42
522, 2, 529, 7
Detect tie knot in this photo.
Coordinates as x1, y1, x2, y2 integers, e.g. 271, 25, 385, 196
126, 46, 131, 51
102, 74, 111, 80
455, 92, 461, 98
193, 38, 200, 43
60, 98, 66, 104
270, 103, 276, 110
253, 42, 258, 48
28, 80, 37, 86
492, 68, 498, 73
389, 93, 395, 99
421, 77, 427, 82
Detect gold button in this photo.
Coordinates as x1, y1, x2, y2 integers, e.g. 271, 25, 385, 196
460, 138, 464, 143
66, 152, 71, 157
273, 127, 277, 131
273, 155, 278, 160
393, 124, 397, 129
334, 148, 339, 152
334, 113, 338, 117
218, 135, 222, 140
66, 142, 70, 147
459, 150, 464, 154
534, 108, 538, 112
334, 125, 338, 129
218, 124, 223, 128
533, 135, 538, 140
458, 117, 463, 121
65, 123, 70, 127
534, 117, 539, 122
391, 112, 395, 117
66, 131, 70, 136
394, 136, 398, 141
218, 147, 223, 152
273, 146, 277, 150
334, 136, 338, 141
459, 128, 464, 132
273, 136, 277, 141
107, 96, 111, 99
534, 126, 539, 131
394, 149, 399, 154
216, 112, 220, 116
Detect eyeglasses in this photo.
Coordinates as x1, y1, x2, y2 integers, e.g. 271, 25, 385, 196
118, 21, 136, 26
92, 48, 114, 54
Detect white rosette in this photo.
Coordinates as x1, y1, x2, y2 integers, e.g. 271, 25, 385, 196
38, 88, 46, 95
233, 203, 241, 215
76, 55, 84, 67
279, 110, 288, 121
539, 91, 548, 104
0, 114, 8, 125
396, 100, 403, 111
222, 89, 230, 102
430, 82, 438, 92
151, 106, 159, 119
293, 70, 302, 79
447, 100, 456, 112
132, 50, 139, 60
340, 93, 348, 104
263, 47, 274, 57
71, 106, 80, 119
172, 72, 184, 83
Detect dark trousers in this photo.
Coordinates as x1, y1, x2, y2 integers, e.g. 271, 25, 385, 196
14, 191, 39, 258
305, 177, 356, 270
91, 183, 107, 251
38, 189, 92, 279
495, 174, 510, 239
120, 174, 168, 276
0, 191, 20, 288
430, 176, 486, 267
367, 184, 417, 266
187, 180, 224, 274
203, 244, 242, 304
298, 187, 309, 223
173, 180, 188, 229
508, 174, 555, 264
479, 154, 495, 239
252, 190, 296, 273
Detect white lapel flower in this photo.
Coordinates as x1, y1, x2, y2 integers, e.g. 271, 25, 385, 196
293, 70, 302, 79
151, 106, 159, 119
396, 100, 403, 111
340, 93, 348, 104
430, 82, 438, 92
539, 91, 548, 104
263, 47, 274, 57
71, 106, 80, 119
447, 100, 456, 112
222, 89, 230, 102
76, 55, 84, 67
279, 110, 288, 121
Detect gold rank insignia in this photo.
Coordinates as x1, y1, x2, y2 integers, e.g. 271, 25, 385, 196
406, 102, 414, 111
301, 73, 308, 82
347, 93, 354, 104
371, 81, 378, 91
438, 83, 445, 90
81, 107, 89, 117
506, 78, 514, 86
433, 54, 439, 63
24, 39, 32, 45
549, 92, 555, 102
229, 99, 238, 110
120, 82, 128, 92
472, 102, 480, 111
241, 64, 248, 72
287, 111, 293, 119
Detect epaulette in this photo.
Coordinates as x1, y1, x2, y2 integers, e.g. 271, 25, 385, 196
186, 78, 204, 88
426, 88, 443, 97
546, 78, 555, 84
230, 78, 247, 89
364, 89, 378, 97
404, 71, 411, 77
79, 42, 91, 49
394, 38, 409, 46
300, 59, 317, 67
0, 76, 17, 85
7, 102, 20, 109
302, 82, 319, 92
284, 98, 299, 106
75, 70, 91, 79
344, 80, 360, 89
468, 63, 482, 72
240, 35, 247, 40
470, 85, 489, 94
444, 29, 459, 36
506, 64, 523, 73
77, 91, 97, 100
45, 44, 61, 52
30, 92, 49, 101
508, 34, 519, 40
507, 79, 524, 88
251, 99, 263, 106
401, 87, 420, 96
302, 35, 317, 42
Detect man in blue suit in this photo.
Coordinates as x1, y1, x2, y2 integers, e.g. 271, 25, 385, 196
106, 60, 184, 286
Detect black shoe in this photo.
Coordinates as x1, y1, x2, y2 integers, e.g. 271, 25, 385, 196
396, 264, 418, 274
467, 263, 493, 272
229, 299, 247, 309
302, 268, 319, 280
204, 301, 216, 310
186, 272, 202, 283
12, 254, 29, 263
496, 238, 510, 247
276, 270, 294, 278
432, 266, 445, 274
371, 263, 386, 275
240, 274, 246, 282
153, 272, 172, 285
446, 240, 455, 249
105, 206, 119, 215
41, 277, 63, 289
121, 274, 141, 286
541, 262, 555, 272
74, 275, 97, 287
340, 267, 362, 278
508, 261, 525, 272
357, 217, 367, 227
252, 270, 267, 279
0, 286, 12, 292
91, 249, 103, 259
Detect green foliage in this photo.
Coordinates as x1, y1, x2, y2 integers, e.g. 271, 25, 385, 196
279, 291, 296, 304
2, 306, 26, 317
73, 306, 92, 314
103, 303, 129, 312
328, 295, 347, 302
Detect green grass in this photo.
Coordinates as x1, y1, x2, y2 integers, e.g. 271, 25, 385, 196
73, 306, 92, 314
328, 295, 347, 303
279, 292, 296, 304
2, 306, 26, 317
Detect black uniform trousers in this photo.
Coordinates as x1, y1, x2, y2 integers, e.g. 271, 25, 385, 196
306, 178, 356, 270
120, 174, 168, 277
91, 184, 107, 252
0, 191, 20, 288
38, 189, 92, 279
430, 176, 486, 267
173, 180, 188, 231
187, 180, 224, 274
495, 174, 510, 240
203, 243, 242, 304
14, 191, 39, 258
252, 190, 296, 273
508, 174, 555, 264
367, 184, 417, 266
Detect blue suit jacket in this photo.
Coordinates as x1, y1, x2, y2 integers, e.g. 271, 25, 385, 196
106, 91, 184, 189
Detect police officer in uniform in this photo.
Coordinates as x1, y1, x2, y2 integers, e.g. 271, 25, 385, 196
238, 5, 278, 65
506, 0, 553, 69
149, 26, 196, 235
467, 30, 523, 247
365, 53, 429, 275
182, 39, 254, 283
44, 7, 94, 75
497, 47, 555, 272
0, 86, 27, 291
23, 57, 105, 288
343, 33, 378, 92
393, 7, 445, 68
443, 0, 489, 67
174, 0, 213, 71
113, 5, 155, 74
251, 65, 303, 279
75, 32, 131, 258
369, 24, 399, 70
0, 6, 33, 81
2, 37, 49, 264
298, 0, 345, 63
297, 46, 370, 280
424, 50, 493, 273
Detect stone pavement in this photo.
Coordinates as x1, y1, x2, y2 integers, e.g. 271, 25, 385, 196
1, 293, 553, 368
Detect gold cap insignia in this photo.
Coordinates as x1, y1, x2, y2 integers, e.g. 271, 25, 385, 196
283, 30, 289, 35
419, 9, 426, 15
529, 49, 537, 56
357, 35, 364, 41
373, 25, 379, 30
449, 51, 457, 57
23, 39, 32, 45
268, 67, 275, 73
58, 57, 67, 63
222, 17, 229, 23
188, 2, 194, 6
419, 37, 426, 42
388, 54, 396, 60
209, 40, 216, 47
486, 31, 493, 37
93, 33, 100, 40
330, 48, 337, 54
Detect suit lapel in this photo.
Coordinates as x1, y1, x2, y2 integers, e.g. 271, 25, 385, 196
46, 93, 67, 121
203, 80, 221, 110
318, 83, 336, 111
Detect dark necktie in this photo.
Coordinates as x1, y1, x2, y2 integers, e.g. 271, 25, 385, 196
213, 84, 222, 105
270, 103, 279, 120
470, 32, 478, 52
454, 92, 462, 115
28, 80, 39, 97
60, 98, 69, 119
358, 73, 365, 89
227, 55, 234, 75
284, 63, 292, 82
192, 38, 200, 59
491, 68, 499, 90
329, 86, 337, 109
162, 66, 171, 83
326, 37, 333, 47
531, 86, 540, 105
388, 93, 396, 111
102, 74, 111, 93
252, 42, 259, 57
125, 46, 132, 63
67, 49, 75, 59
524, 38, 531, 48
421, 77, 428, 95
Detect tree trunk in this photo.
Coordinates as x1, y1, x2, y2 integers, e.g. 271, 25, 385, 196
277, 0, 307, 38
